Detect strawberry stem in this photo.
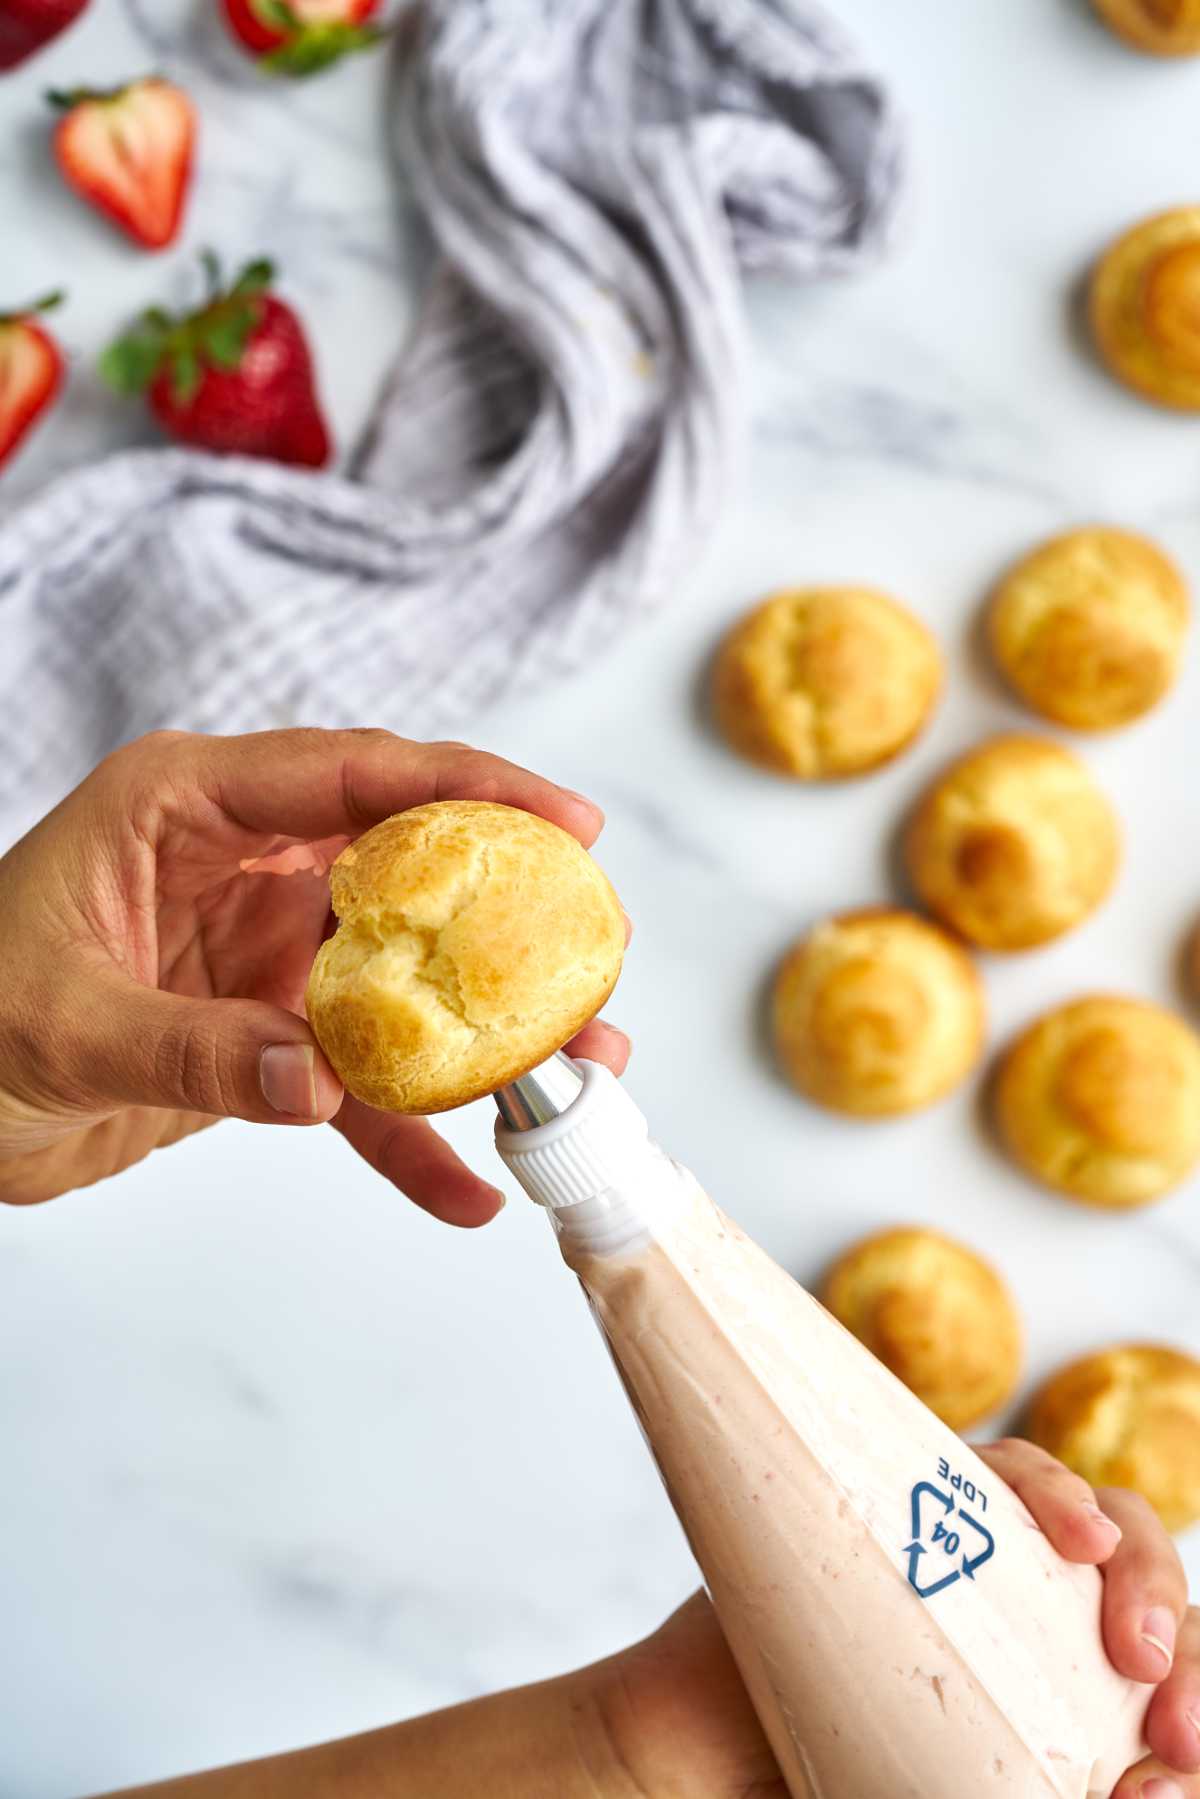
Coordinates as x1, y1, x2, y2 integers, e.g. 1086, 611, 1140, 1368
0, 291, 65, 325
200, 248, 223, 303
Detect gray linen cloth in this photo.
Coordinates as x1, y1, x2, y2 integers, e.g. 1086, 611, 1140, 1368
0, 0, 901, 843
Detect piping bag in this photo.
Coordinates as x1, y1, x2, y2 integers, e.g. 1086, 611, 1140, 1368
492, 1054, 1151, 1799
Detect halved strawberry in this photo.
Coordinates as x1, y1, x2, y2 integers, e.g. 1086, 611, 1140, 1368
0, 0, 89, 73
100, 253, 330, 467
0, 293, 64, 472
221, 0, 382, 76
50, 76, 195, 251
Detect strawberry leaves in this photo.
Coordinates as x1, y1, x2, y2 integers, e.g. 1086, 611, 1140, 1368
246, 0, 383, 75
0, 291, 65, 327
260, 19, 383, 75
46, 78, 155, 108
99, 253, 276, 402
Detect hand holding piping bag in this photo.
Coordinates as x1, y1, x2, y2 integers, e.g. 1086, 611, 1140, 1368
85, 1458, 1200, 1798
0, 730, 1196, 1799
603, 1472, 1200, 1799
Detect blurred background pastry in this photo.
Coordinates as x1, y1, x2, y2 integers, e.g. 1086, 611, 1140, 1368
771, 908, 985, 1115
905, 736, 1120, 951
994, 994, 1200, 1206
307, 800, 624, 1114
989, 526, 1188, 731
1091, 206, 1200, 409
1090, 0, 1200, 55
821, 1225, 1023, 1429
1026, 1345, 1200, 1532
713, 586, 941, 780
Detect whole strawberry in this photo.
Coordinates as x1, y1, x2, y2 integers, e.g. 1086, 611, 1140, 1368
100, 254, 331, 467
0, 0, 89, 72
50, 76, 195, 251
221, 0, 382, 76
0, 292, 64, 472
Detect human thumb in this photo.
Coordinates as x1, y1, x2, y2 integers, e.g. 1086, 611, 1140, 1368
79, 975, 344, 1125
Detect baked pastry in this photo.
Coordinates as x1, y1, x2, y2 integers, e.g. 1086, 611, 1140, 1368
989, 526, 1188, 731
306, 800, 624, 1114
1026, 1344, 1200, 1532
771, 908, 985, 1115
904, 736, 1119, 951
994, 995, 1200, 1207
1091, 207, 1200, 409
1091, 0, 1200, 55
821, 1226, 1023, 1430
712, 586, 941, 780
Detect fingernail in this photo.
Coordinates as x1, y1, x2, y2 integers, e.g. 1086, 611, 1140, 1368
1082, 1502, 1122, 1541
601, 1022, 632, 1054
1141, 1607, 1177, 1671
564, 788, 604, 824
622, 910, 634, 945
489, 1187, 507, 1210
1140, 1779, 1185, 1798
260, 1044, 318, 1119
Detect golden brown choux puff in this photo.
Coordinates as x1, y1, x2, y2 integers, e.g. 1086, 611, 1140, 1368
1091, 207, 1200, 409
713, 586, 941, 779
1091, 0, 1200, 56
772, 909, 985, 1116
994, 995, 1200, 1207
821, 1226, 1023, 1430
1026, 1344, 1200, 1532
306, 801, 624, 1113
905, 737, 1120, 951
989, 526, 1188, 731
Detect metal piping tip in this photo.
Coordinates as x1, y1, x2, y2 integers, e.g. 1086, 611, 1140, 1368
494, 1051, 584, 1131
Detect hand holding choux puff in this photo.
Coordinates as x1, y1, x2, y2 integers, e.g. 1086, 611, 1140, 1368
1026, 1344, 1200, 1532
1091, 207, 1200, 409
306, 801, 624, 1114
995, 995, 1200, 1207
904, 736, 1120, 951
821, 1226, 1023, 1429
772, 908, 985, 1115
1091, 0, 1200, 55
713, 586, 941, 780
989, 526, 1189, 731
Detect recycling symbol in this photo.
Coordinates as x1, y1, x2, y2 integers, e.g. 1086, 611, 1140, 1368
904, 1480, 995, 1600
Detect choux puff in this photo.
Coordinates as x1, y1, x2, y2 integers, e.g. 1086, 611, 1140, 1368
821, 1227, 1023, 1430
989, 527, 1188, 731
1026, 1345, 1200, 1533
905, 736, 1120, 951
994, 995, 1200, 1207
1091, 207, 1200, 409
713, 586, 941, 780
772, 909, 985, 1116
1090, 0, 1200, 56
305, 801, 624, 1114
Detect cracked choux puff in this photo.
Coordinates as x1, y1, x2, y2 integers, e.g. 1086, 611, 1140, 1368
822, 1226, 1023, 1430
1091, 207, 1200, 409
989, 526, 1188, 731
712, 586, 941, 780
994, 995, 1200, 1207
904, 736, 1120, 951
305, 801, 624, 1114
1026, 1344, 1200, 1532
1091, 0, 1200, 55
771, 909, 985, 1116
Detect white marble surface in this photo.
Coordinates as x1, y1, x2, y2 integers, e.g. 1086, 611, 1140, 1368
2, 1, 1200, 1793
